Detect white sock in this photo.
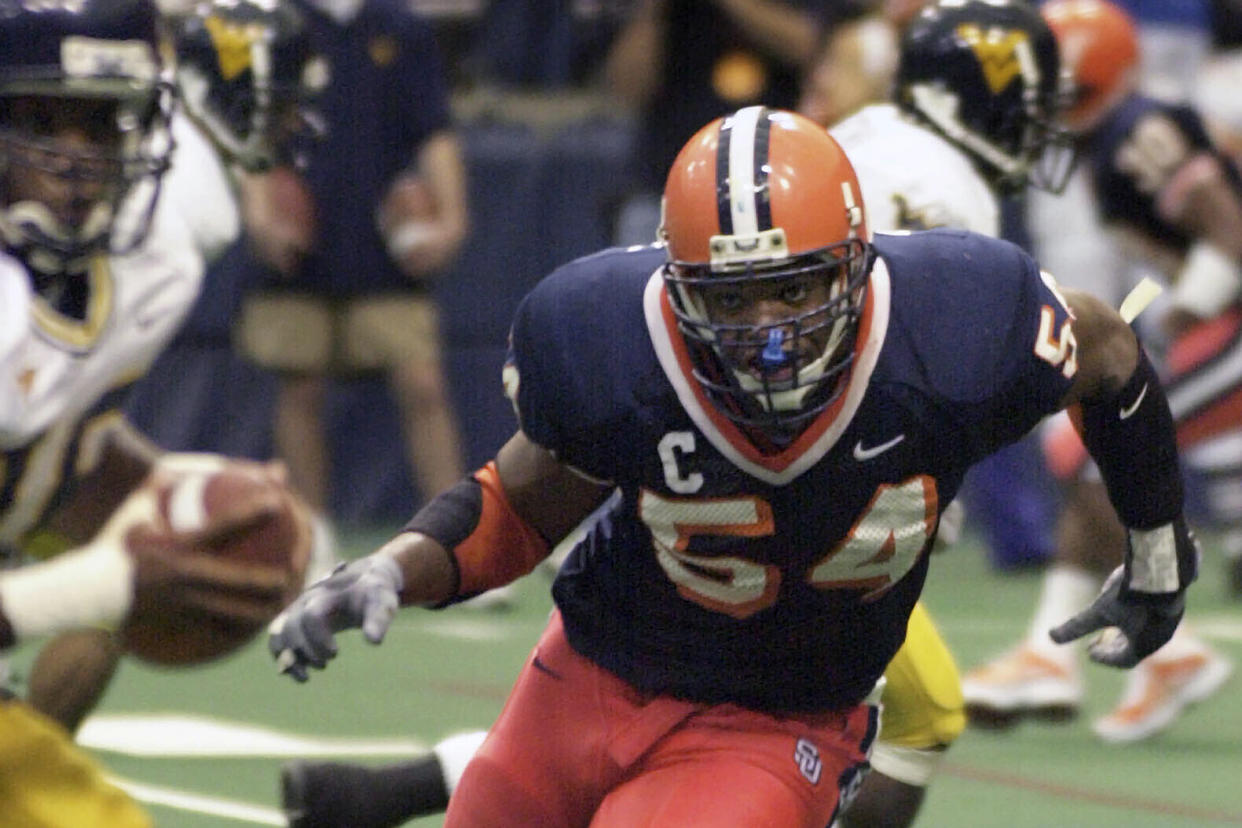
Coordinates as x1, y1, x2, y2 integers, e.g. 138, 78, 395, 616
434, 730, 487, 795
305, 512, 340, 586
1026, 564, 1100, 661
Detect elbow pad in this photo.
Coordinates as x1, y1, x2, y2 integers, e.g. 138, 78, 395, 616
403, 462, 549, 602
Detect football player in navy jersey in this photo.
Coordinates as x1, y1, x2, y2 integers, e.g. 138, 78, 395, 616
271, 106, 1197, 826
277, 5, 1069, 826
963, 0, 1236, 744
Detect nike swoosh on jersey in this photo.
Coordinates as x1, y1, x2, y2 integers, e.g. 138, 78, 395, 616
853, 434, 905, 461
1119, 382, 1148, 420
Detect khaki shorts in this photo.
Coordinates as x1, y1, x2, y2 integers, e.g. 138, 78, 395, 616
236, 291, 442, 375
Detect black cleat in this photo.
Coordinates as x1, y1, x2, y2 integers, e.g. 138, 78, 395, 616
280, 755, 451, 827
281, 761, 377, 828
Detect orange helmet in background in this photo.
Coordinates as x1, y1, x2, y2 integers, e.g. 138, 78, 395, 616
1041, 0, 1140, 132
659, 107, 872, 433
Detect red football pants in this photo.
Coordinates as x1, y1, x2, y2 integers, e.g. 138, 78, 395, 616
445, 611, 877, 828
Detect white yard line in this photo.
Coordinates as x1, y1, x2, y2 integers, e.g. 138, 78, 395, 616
1191, 613, 1242, 643
89, 715, 433, 824
107, 776, 286, 826
80, 712, 427, 758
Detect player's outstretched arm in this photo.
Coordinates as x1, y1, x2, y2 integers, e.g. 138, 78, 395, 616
1049, 287, 1197, 668
269, 430, 610, 682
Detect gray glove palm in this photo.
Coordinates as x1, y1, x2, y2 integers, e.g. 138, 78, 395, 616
268, 556, 403, 682
1049, 566, 1184, 668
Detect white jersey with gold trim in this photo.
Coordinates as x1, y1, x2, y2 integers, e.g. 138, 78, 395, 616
0, 202, 203, 451
164, 111, 240, 266
830, 102, 999, 237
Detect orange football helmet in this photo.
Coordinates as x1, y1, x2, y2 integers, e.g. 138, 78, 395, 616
1041, 0, 1139, 132
659, 106, 872, 434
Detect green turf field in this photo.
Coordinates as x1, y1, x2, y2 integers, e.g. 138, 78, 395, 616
10, 525, 1240, 826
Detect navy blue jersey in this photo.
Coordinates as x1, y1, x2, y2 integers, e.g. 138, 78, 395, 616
1087, 93, 1242, 253
506, 230, 1078, 712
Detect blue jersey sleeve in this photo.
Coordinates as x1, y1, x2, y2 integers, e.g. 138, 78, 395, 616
877, 230, 1076, 457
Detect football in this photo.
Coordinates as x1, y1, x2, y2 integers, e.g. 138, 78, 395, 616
120, 458, 311, 666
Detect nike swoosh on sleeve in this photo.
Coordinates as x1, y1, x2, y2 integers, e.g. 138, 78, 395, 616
1119, 383, 1148, 420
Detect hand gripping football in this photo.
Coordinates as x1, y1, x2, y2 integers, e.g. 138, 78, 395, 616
120, 455, 312, 666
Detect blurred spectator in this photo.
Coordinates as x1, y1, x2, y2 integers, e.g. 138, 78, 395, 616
234, 0, 469, 530
799, 10, 898, 128
466, 0, 635, 89
1195, 1, 1242, 164
407, 0, 485, 89
603, 0, 853, 245
1211, 0, 1242, 48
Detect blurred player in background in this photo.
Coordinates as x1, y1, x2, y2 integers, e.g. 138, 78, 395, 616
0, 1, 314, 823
168, 0, 327, 259
19, 0, 327, 731
963, 0, 1236, 744
271, 105, 1198, 827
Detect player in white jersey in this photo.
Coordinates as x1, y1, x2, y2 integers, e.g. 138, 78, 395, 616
0, 203, 201, 448
11, 0, 329, 735
0, 2, 314, 825
830, 102, 1000, 238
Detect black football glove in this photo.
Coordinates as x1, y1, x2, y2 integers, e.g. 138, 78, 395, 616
1048, 565, 1185, 668
268, 556, 403, 682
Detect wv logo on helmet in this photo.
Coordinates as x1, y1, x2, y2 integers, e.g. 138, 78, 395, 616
957, 23, 1033, 94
